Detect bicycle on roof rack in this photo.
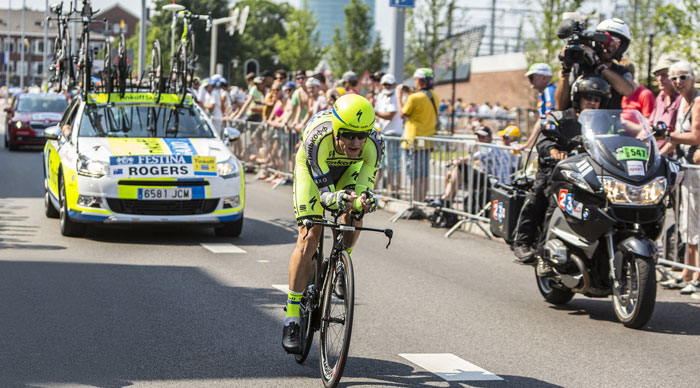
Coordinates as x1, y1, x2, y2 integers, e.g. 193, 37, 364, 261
168, 10, 212, 105
47, 1, 75, 91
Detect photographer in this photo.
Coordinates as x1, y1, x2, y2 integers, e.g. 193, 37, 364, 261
514, 75, 610, 263
554, 18, 635, 111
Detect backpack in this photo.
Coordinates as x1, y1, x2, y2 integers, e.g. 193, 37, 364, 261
429, 208, 459, 228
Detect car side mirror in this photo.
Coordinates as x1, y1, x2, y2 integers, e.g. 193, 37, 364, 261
223, 127, 241, 142
44, 125, 61, 140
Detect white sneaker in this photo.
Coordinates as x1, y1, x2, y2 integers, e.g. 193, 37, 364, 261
679, 280, 700, 295
659, 277, 686, 289
691, 292, 700, 300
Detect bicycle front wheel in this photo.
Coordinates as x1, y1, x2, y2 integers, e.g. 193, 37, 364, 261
319, 250, 354, 388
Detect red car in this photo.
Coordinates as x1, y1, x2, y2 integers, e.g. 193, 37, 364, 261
4, 93, 68, 150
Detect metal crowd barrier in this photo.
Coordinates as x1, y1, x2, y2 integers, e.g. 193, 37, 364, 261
378, 135, 536, 239
224, 117, 700, 277
658, 164, 700, 274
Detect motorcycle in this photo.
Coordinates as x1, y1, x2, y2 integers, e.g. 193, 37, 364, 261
531, 110, 682, 329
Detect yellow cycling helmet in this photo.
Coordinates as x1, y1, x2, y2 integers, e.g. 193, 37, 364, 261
331, 94, 375, 138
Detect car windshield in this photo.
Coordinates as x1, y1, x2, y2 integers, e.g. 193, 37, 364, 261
17, 96, 68, 112
78, 105, 216, 138
579, 109, 660, 179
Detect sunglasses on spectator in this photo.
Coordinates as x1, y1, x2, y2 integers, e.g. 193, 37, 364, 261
670, 74, 692, 82
276, 76, 286, 80
527, 75, 535, 82
296, 76, 306, 80
338, 131, 369, 140
581, 94, 602, 102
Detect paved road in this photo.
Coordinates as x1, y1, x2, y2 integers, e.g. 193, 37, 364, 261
1, 124, 699, 387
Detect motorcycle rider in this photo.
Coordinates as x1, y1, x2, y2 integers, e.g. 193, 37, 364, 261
513, 75, 610, 262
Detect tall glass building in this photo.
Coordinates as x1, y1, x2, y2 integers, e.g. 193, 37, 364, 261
305, 0, 375, 47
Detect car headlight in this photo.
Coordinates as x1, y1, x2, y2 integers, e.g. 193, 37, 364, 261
77, 154, 109, 177
601, 176, 666, 205
15, 121, 23, 129
217, 157, 239, 178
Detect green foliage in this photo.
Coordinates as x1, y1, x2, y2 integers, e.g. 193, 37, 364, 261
149, 0, 292, 86
405, 0, 453, 79
328, 0, 386, 79
125, 23, 167, 78
652, 0, 700, 66
618, 0, 664, 86
275, 3, 326, 72
524, 0, 585, 71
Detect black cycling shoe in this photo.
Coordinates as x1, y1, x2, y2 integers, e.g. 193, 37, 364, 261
334, 267, 346, 300
514, 244, 536, 264
282, 322, 302, 354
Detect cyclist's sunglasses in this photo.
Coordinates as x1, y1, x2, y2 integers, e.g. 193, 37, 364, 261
581, 93, 602, 102
338, 131, 370, 141
670, 74, 691, 82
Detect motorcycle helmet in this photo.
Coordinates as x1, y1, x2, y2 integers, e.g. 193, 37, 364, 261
571, 74, 611, 111
596, 18, 631, 61
331, 94, 376, 138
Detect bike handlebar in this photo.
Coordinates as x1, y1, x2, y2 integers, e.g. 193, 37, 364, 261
302, 219, 393, 249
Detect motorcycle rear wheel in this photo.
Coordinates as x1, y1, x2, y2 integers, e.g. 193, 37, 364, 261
612, 254, 656, 329
535, 259, 574, 305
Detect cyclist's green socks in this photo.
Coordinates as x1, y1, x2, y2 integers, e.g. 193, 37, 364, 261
284, 291, 302, 326
345, 247, 353, 257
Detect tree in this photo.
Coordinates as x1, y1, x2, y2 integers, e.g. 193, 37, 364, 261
652, 0, 700, 66
275, 3, 326, 72
328, 0, 386, 78
404, 0, 455, 79
148, 0, 292, 86
524, 0, 585, 69
126, 23, 166, 79
617, 0, 664, 88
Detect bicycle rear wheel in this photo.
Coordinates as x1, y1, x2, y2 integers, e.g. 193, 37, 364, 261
150, 40, 162, 101
295, 249, 321, 364
319, 250, 354, 388
103, 40, 112, 94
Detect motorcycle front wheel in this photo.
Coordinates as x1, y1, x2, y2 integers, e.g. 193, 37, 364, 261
612, 253, 656, 329
535, 259, 574, 305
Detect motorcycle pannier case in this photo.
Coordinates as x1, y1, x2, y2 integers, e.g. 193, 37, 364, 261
489, 185, 526, 243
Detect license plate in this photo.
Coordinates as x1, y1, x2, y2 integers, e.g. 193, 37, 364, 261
137, 188, 192, 200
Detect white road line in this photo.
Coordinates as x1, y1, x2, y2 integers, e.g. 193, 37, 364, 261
399, 353, 503, 381
200, 243, 247, 253
272, 284, 290, 294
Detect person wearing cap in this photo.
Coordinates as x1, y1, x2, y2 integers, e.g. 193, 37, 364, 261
514, 63, 556, 152
262, 70, 275, 89
369, 70, 385, 96
204, 78, 223, 132
555, 18, 635, 111
375, 73, 403, 197
342, 71, 359, 95
396, 67, 439, 201
649, 54, 682, 156
306, 77, 328, 116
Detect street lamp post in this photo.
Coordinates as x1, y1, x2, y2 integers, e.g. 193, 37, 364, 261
162, 2, 185, 61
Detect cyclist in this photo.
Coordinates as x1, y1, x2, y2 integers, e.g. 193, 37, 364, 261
282, 94, 385, 354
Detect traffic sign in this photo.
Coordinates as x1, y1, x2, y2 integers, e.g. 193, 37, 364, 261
238, 6, 249, 36
390, 0, 415, 7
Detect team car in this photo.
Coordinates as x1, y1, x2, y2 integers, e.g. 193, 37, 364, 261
42, 92, 245, 237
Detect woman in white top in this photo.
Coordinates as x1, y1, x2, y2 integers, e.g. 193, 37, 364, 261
663, 61, 700, 296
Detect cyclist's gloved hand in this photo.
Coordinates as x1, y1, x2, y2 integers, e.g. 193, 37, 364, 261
360, 190, 378, 213
323, 190, 354, 212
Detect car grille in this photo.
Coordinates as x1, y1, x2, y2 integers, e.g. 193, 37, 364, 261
610, 205, 663, 224
106, 198, 219, 215
118, 180, 209, 187
30, 123, 54, 130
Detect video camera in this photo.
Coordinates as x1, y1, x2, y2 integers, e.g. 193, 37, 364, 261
556, 19, 611, 67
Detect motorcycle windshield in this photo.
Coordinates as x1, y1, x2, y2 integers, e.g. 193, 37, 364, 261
579, 109, 660, 181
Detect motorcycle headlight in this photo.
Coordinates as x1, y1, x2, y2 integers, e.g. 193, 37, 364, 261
77, 154, 108, 177
561, 170, 594, 193
601, 176, 666, 205
217, 157, 240, 178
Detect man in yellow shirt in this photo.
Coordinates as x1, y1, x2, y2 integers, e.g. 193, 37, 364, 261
396, 68, 438, 201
